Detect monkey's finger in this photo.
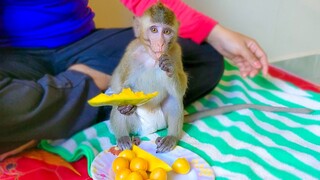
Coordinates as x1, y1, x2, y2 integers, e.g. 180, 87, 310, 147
156, 137, 165, 148
159, 62, 174, 76
159, 60, 170, 70
157, 143, 171, 153
156, 142, 174, 153
156, 136, 176, 153
117, 106, 127, 111
128, 106, 137, 114
159, 55, 170, 64
118, 141, 132, 150
118, 143, 131, 150
159, 56, 171, 65
155, 137, 163, 147
118, 136, 132, 150
132, 136, 141, 146
156, 144, 166, 153
118, 105, 136, 115
117, 105, 133, 111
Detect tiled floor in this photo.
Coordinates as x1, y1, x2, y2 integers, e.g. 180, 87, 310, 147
272, 55, 320, 85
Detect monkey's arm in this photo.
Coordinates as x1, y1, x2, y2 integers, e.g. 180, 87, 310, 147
156, 95, 185, 153
156, 44, 187, 153
171, 44, 188, 92
159, 44, 187, 89
109, 40, 142, 89
110, 41, 141, 115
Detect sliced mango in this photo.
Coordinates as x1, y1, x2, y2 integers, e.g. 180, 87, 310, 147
88, 88, 158, 107
132, 145, 172, 172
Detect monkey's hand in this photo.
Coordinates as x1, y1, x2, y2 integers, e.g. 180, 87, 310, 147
159, 54, 174, 77
117, 136, 141, 150
117, 136, 132, 150
117, 105, 137, 115
155, 135, 178, 153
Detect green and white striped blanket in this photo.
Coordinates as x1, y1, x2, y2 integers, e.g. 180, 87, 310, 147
40, 61, 320, 179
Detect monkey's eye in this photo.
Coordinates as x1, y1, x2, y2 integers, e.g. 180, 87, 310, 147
150, 27, 158, 33
163, 29, 172, 35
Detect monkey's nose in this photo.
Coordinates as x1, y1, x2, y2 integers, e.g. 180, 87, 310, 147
156, 43, 164, 52
157, 36, 165, 50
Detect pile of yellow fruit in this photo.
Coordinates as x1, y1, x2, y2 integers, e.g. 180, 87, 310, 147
111, 145, 190, 180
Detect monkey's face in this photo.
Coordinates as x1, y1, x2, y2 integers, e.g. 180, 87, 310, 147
141, 17, 178, 60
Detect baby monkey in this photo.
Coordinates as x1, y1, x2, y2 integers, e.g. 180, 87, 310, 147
109, 3, 187, 153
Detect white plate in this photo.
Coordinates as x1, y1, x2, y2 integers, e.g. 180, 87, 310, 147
91, 141, 215, 180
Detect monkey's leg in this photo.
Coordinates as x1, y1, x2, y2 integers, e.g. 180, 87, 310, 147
110, 108, 131, 150
156, 97, 184, 153
117, 136, 132, 150
117, 135, 140, 150
110, 107, 140, 150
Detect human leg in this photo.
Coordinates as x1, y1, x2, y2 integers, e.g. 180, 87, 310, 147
178, 38, 224, 106
0, 28, 136, 153
0, 72, 100, 153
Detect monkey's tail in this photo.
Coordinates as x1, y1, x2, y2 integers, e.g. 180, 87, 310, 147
184, 104, 313, 123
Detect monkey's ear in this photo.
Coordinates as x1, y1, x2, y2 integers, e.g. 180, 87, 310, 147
133, 16, 141, 38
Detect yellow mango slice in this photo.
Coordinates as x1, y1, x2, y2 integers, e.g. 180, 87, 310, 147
132, 145, 172, 172
88, 88, 158, 107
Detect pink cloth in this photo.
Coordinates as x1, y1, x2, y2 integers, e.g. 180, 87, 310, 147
120, 0, 218, 44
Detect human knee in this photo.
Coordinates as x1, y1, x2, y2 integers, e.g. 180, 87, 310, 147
0, 78, 43, 117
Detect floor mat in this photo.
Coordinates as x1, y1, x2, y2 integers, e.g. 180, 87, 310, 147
2, 60, 319, 180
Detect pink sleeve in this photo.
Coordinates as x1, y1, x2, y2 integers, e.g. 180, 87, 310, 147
120, 0, 218, 44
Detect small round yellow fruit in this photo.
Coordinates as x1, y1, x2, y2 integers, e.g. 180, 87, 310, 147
172, 157, 191, 174
130, 157, 148, 172
115, 168, 131, 180
112, 157, 130, 173
149, 167, 167, 180
126, 171, 144, 180
118, 149, 136, 161
136, 169, 149, 180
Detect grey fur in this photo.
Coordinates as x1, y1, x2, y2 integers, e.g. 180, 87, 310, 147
184, 104, 313, 123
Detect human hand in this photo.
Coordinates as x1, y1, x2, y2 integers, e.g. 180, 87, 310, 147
68, 64, 110, 90
206, 24, 268, 78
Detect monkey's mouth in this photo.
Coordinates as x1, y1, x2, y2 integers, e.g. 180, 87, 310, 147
148, 47, 164, 60
154, 51, 163, 59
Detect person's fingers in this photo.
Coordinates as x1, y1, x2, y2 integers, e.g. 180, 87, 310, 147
242, 41, 262, 69
237, 63, 246, 72
233, 57, 252, 77
68, 64, 111, 90
249, 69, 259, 77
259, 55, 269, 76
241, 71, 249, 78
247, 40, 269, 76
